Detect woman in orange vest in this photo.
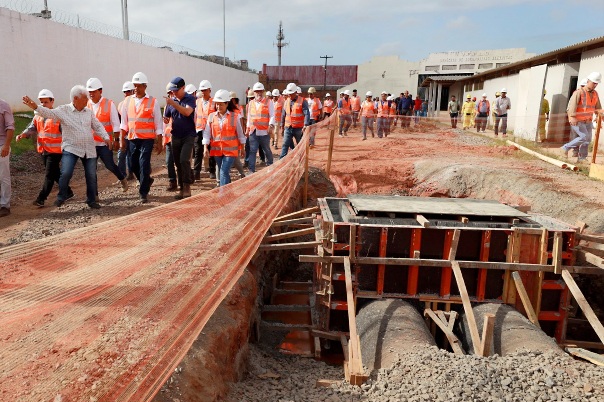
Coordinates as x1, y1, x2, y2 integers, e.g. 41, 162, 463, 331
323, 93, 335, 117
16, 89, 73, 206
202, 90, 246, 186
360, 91, 376, 140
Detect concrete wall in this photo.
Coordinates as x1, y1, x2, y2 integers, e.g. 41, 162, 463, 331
0, 8, 258, 111
339, 56, 420, 97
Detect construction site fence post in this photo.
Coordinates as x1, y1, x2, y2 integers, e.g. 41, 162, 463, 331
592, 113, 601, 164
326, 111, 338, 177
303, 126, 310, 207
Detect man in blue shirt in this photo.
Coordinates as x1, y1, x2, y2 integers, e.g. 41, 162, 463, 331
164, 77, 196, 199
398, 91, 413, 128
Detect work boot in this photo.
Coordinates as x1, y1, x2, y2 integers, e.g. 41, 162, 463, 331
120, 178, 129, 192
174, 188, 184, 200
166, 181, 178, 191
209, 172, 216, 180
127, 172, 135, 181
194, 171, 201, 181
183, 183, 192, 198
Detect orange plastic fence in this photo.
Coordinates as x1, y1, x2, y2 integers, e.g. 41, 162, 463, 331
0, 114, 333, 401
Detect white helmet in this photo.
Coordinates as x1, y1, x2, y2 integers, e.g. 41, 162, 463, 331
343, 90, 351, 96
365, 91, 372, 97
308, 87, 317, 94
500, 88, 507, 93
86, 78, 103, 91
266, 91, 272, 97
296, 86, 302, 94
213, 89, 231, 103
381, 90, 388, 95
325, 93, 331, 97
283, 82, 297, 95
185, 84, 197, 94
38, 89, 54, 99
122, 81, 135, 91
482, 93, 487, 97
132, 72, 148, 84
387, 96, 393, 101
580, 78, 588, 87
199, 80, 212, 90
272, 89, 280, 96
587, 72, 602, 84
252, 82, 265, 91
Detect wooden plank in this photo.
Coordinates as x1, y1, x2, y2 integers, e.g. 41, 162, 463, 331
577, 233, 604, 244
424, 309, 465, 355
271, 217, 315, 227
576, 250, 604, 269
416, 214, 430, 228
553, 232, 563, 274
377, 228, 388, 295
562, 340, 604, 350
274, 206, 319, 222
566, 347, 604, 367
263, 227, 317, 242
479, 313, 496, 357
314, 336, 321, 359
578, 246, 604, 258
258, 241, 322, 251
511, 271, 541, 328
343, 257, 365, 382
448, 229, 461, 261
349, 224, 357, 261
451, 261, 481, 354
303, 129, 310, 208
316, 379, 341, 388
562, 270, 604, 345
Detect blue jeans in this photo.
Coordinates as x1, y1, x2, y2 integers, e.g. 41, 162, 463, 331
563, 121, 593, 159
129, 138, 154, 196
165, 143, 176, 183
248, 132, 273, 172
214, 156, 236, 186
117, 138, 131, 177
96, 145, 125, 180
280, 126, 303, 159
58, 151, 97, 204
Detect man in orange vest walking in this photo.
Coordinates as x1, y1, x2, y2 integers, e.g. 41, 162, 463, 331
338, 90, 352, 137
271, 89, 283, 149
307, 87, 322, 146
323, 93, 335, 117
119, 72, 163, 203
16, 89, 73, 207
376, 91, 390, 138
117, 81, 135, 181
86, 78, 128, 194
350, 89, 361, 128
195, 80, 216, 180
280, 82, 310, 159
246, 82, 275, 173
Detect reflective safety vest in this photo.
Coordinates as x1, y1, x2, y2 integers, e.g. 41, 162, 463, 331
274, 96, 284, 125
208, 111, 240, 157
323, 99, 334, 114
88, 97, 114, 145
308, 97, 321, 120
476, 100, 490, 114
125, 95, 157, 140
284, 97, 305, 128
195, 97, 214, 131
350, 96, 361, 112
33, 115, 62, 154
377, 100, 390, 117
576, 88, 600, 122
163, 119, 172, 146
339, 98, 351, 115
360, 100, 375, 118
390, 102, 397, 116
249, 97, 271, 131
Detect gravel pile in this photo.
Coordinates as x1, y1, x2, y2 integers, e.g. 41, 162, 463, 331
228, 343, 604, 402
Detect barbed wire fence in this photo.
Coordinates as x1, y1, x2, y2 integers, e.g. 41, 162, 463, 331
0, 0, 255, 72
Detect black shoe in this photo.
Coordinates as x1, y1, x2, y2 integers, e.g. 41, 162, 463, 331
0, 207, 10, 217
140, 196, 148, 204
209, 172, 216, 180
33, 199, 44, 207
149, 177, 155, 186
54, 199, 64, 207
88, 202, 101, 209
65, 191, 75, 201
194, 171, 201, 180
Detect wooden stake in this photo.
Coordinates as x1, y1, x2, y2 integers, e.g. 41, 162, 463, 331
416, 214, 430, 228
561, 270, 604, 345
274, 206, 319, 222
553, 232, 563, 274
566, 347, 604, 366
326, 124, 336, 177
448, 229, 461, 261
511, 271, 541, 327
263, 227, 316, 243
451, 261, 481, 354
424, 309, 465, 355
479, 313, 496, 357
591, 113, 601, 164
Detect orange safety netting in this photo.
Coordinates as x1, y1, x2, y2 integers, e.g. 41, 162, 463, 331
0, 115, 332, 401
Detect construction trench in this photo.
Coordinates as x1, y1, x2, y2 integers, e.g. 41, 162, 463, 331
2, 118, 604, 402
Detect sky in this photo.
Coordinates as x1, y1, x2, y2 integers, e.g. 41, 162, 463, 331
20, 0, 604, 71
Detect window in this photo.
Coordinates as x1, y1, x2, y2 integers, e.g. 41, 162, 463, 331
442, 65, 457, 71
496, 63, 510, 68
459, 64, 475, 70
425, 65, 439, 72
478, 63, 493, 69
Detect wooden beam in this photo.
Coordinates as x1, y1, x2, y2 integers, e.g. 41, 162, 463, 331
566, 347, 604, 367
561, 270, 604, 345
274, 206, 319, 222
258, 241, 322, 251
263, 227, 317, 243
479, 313, 496, 357
561, 340, 604, 350
576, 250, 604, 269
416, 214, 430, 228
303, 128, 310, 208
451, 261, 481, 354
271, 217, 314, 227
424, 309, 465, 355
349, 224, 357, 261
577, 233, 604, 244
553, 232, 563, 274
343, 257, 367, 385
449, 229, 461, 261
511, 271, 541, 327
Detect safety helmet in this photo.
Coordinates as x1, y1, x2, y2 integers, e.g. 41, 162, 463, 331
252, 82, 265, 91
199, 80, 212, 90
500, 88, 507, 93
272, 89, 280, 96
495, 92, 501, 96
366, 91, 372, 97
38, 89, 54, 99
283, 82, 297, 95
381, 91, 388, 95
247, 89, 255, 98
132, 72, 148, 84
213, 89, 231, 103
482, 93, 487, 97
308, 87, 316, 94
543, 89, 547, 95
266, 91, 272, 97
122, 81, 135, 92
185, 84, 197, 94
466, 94, 471, 99
387, 96, 393, 101
86, 78, 103, 91
230, 91, 238, 99
343, 90, 351, 96
325, 93, 331, 97
580, 78, 587, 87
296, 86, 302, 94
587, 72, 602, 84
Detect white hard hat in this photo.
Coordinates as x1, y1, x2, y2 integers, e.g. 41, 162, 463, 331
325, 93, 331, 97
266, 91, 272, 97
38, 89, 54, 99
580, 78, 588, 87
387, 96, 393, 101
500, 88, 507, 93
199, 80, 212, 90
247, 89, 255, 98
283, 82, 297, 95
86, 77, 103, 91
343, 90, 351, 96
296, 86, 302, 94
308, 87, 316, 94
272, 89, 280, 96
230, 91, 238, 99
381, 90, 388, 95
253, 82, 265, 91
185, 84, 197, 94
122, 81, 135, 91
365, 91, 372, 97
132, 72, 148, 84
213, 89, 231, 103
482, 93, 487, 97
587, 72, 602, 84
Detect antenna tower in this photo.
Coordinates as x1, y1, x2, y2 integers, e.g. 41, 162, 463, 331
274, 21, 289, 66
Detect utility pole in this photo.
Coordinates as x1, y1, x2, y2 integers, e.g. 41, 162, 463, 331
223, 0, 226, 66
320, 55, 333, 90
121, 0, 129, 40
274, 21, 289, 66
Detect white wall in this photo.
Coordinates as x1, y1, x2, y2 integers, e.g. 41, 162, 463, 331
338, 56, 420, 97
578, 48, 604, 83
0, 8, 258, 111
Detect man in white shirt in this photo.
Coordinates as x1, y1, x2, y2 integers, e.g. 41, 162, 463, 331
494, 88, 511, 136
246, 82, 275, 173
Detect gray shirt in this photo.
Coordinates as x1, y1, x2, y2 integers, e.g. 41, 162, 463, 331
495, 97, 511, 115
0, 99, 15, 147
36, 103, 109, 158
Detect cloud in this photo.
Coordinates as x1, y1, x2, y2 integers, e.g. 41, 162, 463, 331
446, 15, 470, 29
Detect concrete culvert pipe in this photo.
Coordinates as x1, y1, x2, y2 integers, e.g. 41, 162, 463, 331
459, 303, 563, 356
356, 299, 436, 371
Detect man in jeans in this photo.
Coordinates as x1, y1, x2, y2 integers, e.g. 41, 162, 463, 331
0, 97, 14, 217
447, 95, 460, 128
475, 93, 490, 133
22, 85, 111, 209
494, 88, 511, 136
280, 82, 310, 159
246, 82, 274, 173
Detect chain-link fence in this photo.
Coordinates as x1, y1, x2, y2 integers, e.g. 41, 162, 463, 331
1, 0, 255, 72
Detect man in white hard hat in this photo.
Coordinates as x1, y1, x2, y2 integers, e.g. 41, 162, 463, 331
272, 88, 284, 149
0, 97, 14, 217
307, 87, 322, 147
489, 92, 500, 130
86, 77, 128, 194
185, 84, 197, 97
338, 90, 352, 137
376, 91, 390, 138
323, 93, 334, 117
280, 82, 310, 159
23, 85, 112, 209
494, 88, 511, 136
246, 82, 274, 173
562, 72, 602, 162
360, 91, 376, 140
475, 93, 490, 133
17, 89, 74, 207
194, 79, 216, 180
118, 81, 135, 181
119, 72, 163, 204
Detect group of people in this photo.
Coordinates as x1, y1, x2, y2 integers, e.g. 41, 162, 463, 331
448, 89, 511, 136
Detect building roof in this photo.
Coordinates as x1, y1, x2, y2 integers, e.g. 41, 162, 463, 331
419, 75, 465, 87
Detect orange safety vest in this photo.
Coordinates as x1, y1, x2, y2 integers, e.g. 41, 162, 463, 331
33, 115, 62, 154
195, 97, 214, 131
249, 97, 271, 131
118, 99, 126, 119
377, 101, 390, 117
163, 119, 172, 146
350, 96, 361, 112
274, 96, 284, 125
308, 97, 321, 120
339, 98, 351, 115
208, 111, 240, 157
323, 99, 334, 114
360, 100, 375, 118
88, 97, 114, 144
390, 102, 397, 117
125, 96, 157, 140
284, 97, 305, 128
576, 88, 600, 122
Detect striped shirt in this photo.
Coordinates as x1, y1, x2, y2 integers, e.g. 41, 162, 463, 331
35, 104, 108, 158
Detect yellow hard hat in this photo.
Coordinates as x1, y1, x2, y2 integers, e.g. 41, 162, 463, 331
466, 94, 471, 99
495, 92, 501, 96
543, 89, 547, 95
